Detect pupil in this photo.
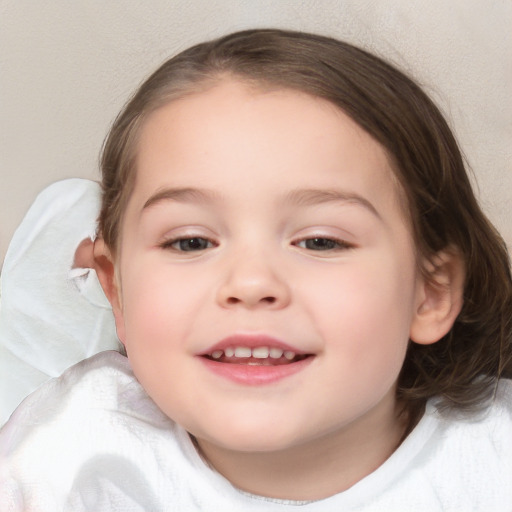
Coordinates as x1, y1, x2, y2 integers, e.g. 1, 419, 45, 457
181, 238, 207, 251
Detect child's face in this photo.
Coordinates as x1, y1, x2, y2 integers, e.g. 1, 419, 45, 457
111, 80, 427, 455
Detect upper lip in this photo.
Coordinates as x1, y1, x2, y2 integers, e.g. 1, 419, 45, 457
199, 333, 309, 356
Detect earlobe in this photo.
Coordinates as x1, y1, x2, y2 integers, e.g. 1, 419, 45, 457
93, 238, 126, 343
92, 238, 119, 306
410, 249, 465, 345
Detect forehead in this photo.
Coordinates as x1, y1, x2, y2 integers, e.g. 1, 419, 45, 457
128, 79, 406, 221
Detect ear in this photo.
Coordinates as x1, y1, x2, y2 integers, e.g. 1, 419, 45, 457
93, 238, 126, 344
73, 238, 95, 269
410, 248, 465, 345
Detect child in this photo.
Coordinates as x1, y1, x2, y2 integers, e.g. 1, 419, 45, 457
1, 28, 511, 511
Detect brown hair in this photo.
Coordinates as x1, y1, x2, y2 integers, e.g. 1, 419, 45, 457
99, 29, 512, 418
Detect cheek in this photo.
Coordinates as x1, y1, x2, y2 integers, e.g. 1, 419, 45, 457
117, 264, 202, 417
120, 262, 204, 351
304, 255, 416, 363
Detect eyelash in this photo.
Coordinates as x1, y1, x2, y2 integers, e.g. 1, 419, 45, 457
159, 235, 353, 253
293, 237, 354, 252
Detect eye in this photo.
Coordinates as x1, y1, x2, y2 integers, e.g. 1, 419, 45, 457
295, 237, 352, 251
161, 237, 215, 252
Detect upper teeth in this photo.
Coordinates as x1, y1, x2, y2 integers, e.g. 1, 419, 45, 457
210, 347, 296, 360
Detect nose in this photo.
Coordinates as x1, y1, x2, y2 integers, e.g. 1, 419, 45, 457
216, 250, 291, 310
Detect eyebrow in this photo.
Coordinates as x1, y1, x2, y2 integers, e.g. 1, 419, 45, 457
285, 188, 381, 219
142, 187, 220, 211
141, 186, 380, 219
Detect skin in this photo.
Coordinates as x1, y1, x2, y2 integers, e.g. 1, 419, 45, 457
94, 80, 463, 500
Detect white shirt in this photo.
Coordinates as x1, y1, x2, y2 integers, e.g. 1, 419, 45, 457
1, 351, 511, 511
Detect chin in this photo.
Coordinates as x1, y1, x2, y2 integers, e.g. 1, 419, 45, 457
193, 421, 310, 454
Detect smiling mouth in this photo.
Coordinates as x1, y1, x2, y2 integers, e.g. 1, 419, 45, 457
202, 346, 312, 366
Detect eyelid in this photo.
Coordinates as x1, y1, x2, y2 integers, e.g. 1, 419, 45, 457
291, 225, 357, 247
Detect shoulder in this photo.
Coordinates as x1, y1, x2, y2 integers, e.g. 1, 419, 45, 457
0, 350, 181, 447
0, 352, 187, 510
434, 377, 512, 453
0, 351, 172, 454
434, 378, 512, 439
1, 351, 147, 429
413, 378, 512, 508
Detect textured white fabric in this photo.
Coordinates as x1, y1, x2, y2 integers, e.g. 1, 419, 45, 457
0, 179, 120, 427
1, 351, 511, 511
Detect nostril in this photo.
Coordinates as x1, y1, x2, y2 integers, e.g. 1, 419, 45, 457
224, 296, 277, 306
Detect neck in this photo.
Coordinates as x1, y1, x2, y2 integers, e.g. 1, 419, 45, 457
195, 398, 408, 501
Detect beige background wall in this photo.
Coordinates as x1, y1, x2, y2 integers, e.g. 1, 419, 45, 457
1, 0, 511, 265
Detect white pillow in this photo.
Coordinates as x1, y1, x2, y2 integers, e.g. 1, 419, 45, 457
0, 179, 121, 426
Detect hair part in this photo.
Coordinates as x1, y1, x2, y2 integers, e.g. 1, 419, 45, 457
99, 28, 512, 420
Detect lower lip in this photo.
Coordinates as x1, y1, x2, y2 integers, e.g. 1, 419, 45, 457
198, 356, 314, 385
